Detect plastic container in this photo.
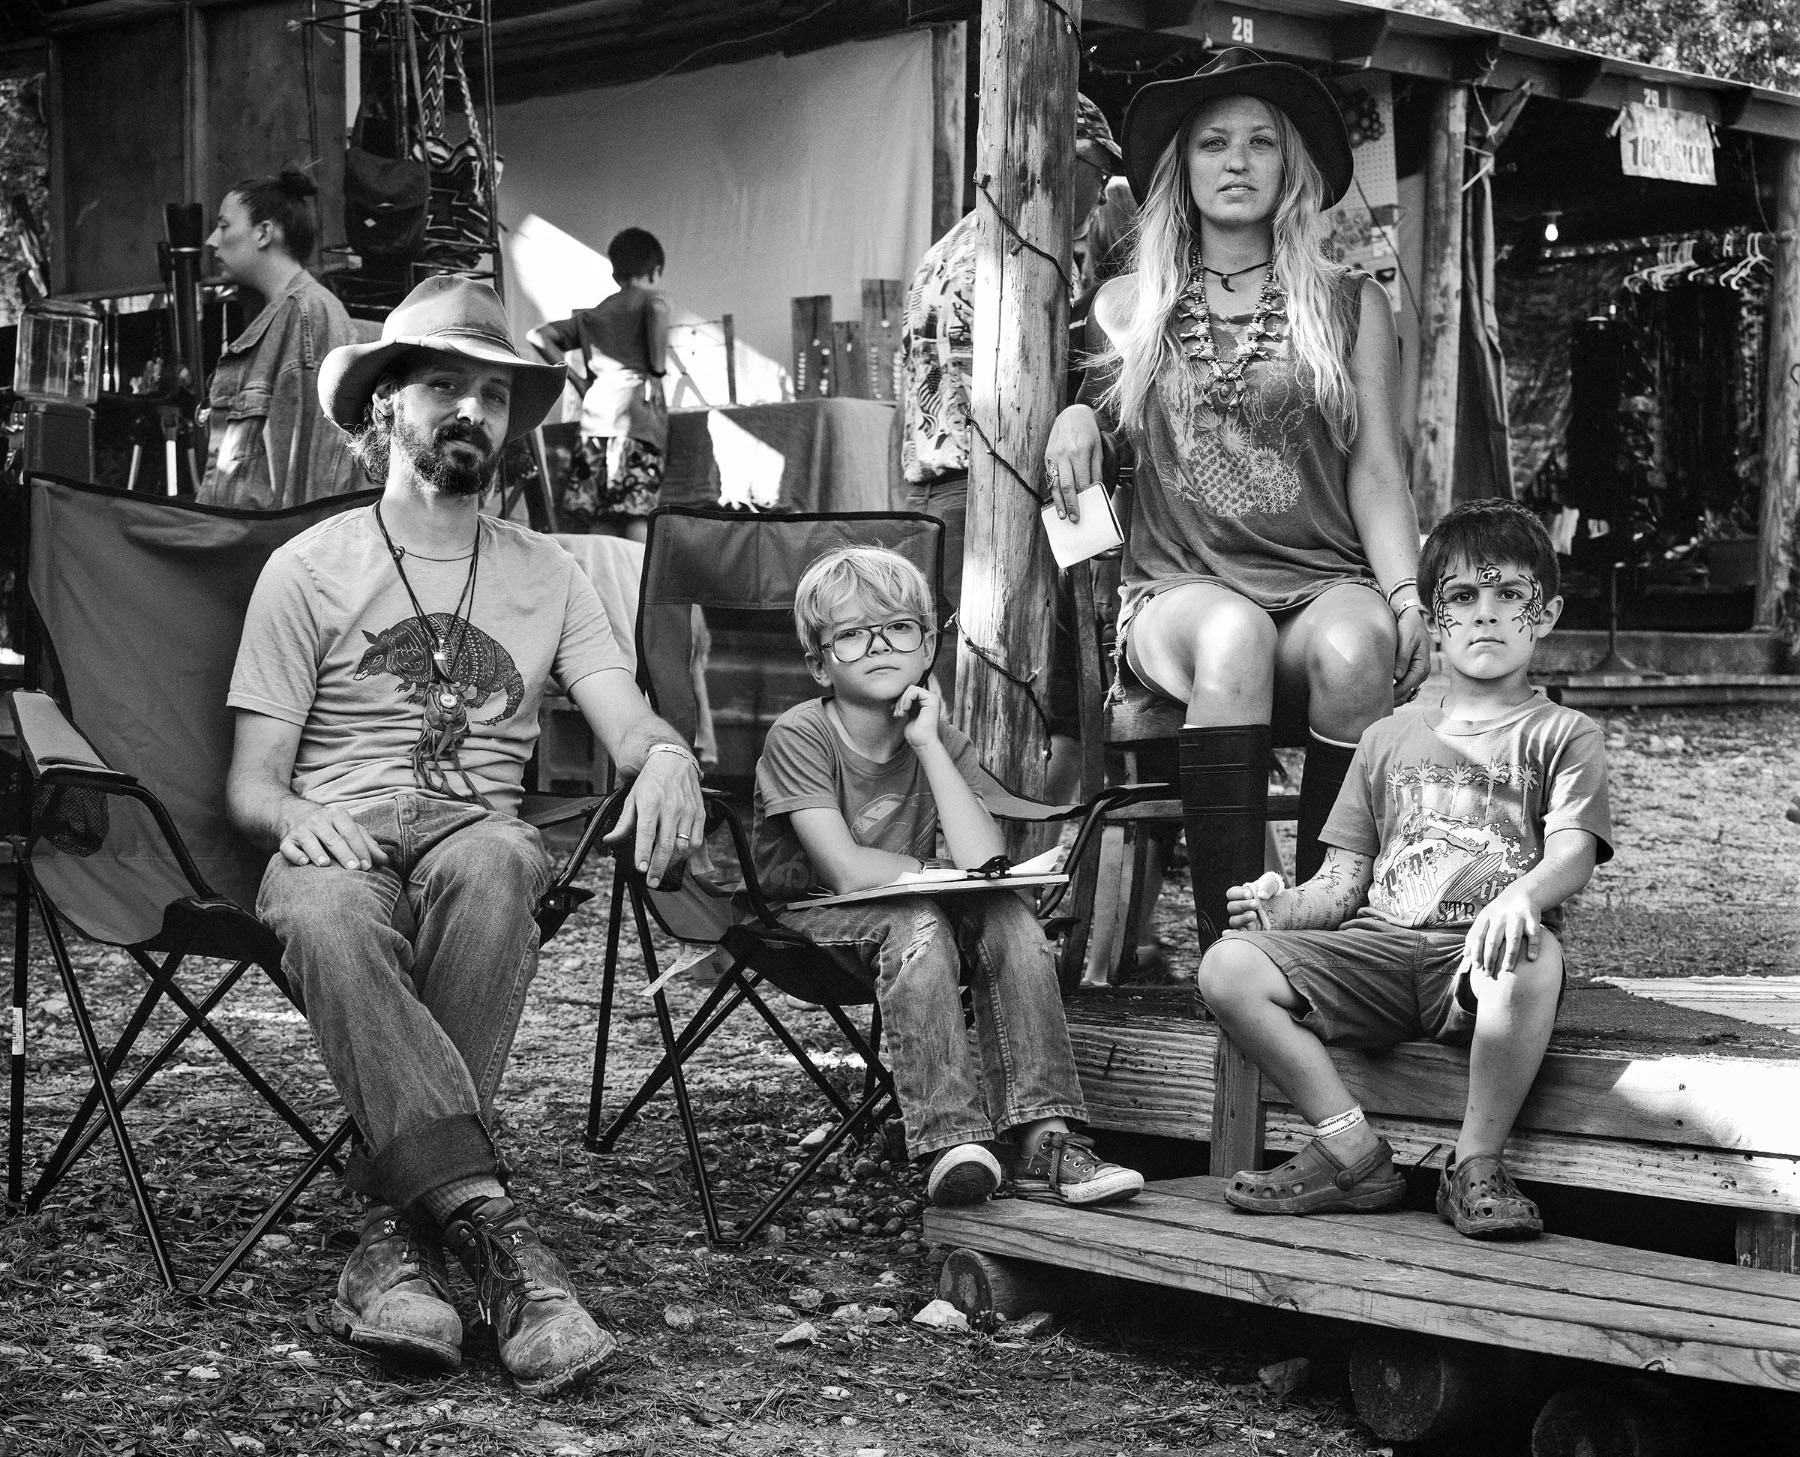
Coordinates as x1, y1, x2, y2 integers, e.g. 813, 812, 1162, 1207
13, 299, 102, 404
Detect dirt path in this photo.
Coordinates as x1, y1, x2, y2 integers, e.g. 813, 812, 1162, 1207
3, 704, 1797, 1455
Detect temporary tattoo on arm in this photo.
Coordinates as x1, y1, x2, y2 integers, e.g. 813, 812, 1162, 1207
1290, 849, 1373, 929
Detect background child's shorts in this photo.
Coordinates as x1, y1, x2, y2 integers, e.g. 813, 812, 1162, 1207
1230, 914, 1502, 1048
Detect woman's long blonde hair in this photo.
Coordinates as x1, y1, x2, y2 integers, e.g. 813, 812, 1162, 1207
1103, 99, 1359, 451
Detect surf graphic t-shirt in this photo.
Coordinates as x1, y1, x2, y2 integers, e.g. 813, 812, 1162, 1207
752, 697, 985, 899
229, 506, 628, 815
1322, 691, 1614, 933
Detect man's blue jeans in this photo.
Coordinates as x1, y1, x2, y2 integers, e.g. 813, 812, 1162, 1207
781, 889, 1084, 1162
257, 794, 552, 1209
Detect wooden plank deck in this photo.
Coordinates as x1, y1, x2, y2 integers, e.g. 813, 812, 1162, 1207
1606, 976, 1800, 1033
923, 1177, 1800, 1392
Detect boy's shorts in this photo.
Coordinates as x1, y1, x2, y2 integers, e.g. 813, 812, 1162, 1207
1230, 915, 1487, 1049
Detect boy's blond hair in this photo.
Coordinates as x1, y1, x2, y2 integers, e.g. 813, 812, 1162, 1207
793, 546, 935, 655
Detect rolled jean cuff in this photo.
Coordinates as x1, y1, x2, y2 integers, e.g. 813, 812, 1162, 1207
994, 1102, 1087, 1137
369, 1113, 505, 1210
909, 1124, 999, 1163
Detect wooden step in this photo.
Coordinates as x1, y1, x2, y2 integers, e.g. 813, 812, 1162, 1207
924, 1177, 1800, 1391
1063, 1002, 1800, 1214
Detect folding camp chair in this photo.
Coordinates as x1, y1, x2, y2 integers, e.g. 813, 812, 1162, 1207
5, 476, 602, 1296
581, 506, 1155, 1247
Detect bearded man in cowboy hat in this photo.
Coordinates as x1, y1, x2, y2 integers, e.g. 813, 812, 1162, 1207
225, 274, 705, 1397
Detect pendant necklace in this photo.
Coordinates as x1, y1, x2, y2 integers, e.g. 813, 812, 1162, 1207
374, 503, 481, 709
1198, 257, 1271, 291
1173, 248, 1286, 419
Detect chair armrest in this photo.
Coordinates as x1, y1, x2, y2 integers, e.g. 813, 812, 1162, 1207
7, 690, 135, 786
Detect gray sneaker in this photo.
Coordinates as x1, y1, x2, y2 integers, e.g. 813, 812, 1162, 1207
1015, 1132, 1143, 1206
923, 1143, 1003, 1207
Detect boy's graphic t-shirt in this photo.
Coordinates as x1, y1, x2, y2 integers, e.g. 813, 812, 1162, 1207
1323, 691, 1614, 933
752, 697, 985, 898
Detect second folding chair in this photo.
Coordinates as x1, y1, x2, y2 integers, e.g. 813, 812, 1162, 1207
582, 506, 1151, 1247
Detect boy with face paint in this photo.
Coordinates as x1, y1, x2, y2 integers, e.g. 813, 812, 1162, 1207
1194, 499, 1613, 1239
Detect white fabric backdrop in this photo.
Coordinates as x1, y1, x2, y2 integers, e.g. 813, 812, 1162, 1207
497, 31, 935, 408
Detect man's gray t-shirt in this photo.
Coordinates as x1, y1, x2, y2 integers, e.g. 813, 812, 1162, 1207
752, 697, 985, 899
1323, 690, 1614, 933
229, 506, 628, 815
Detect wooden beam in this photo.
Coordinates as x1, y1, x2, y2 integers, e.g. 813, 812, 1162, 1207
930, 20, 968, 241
1330, 13, 1388, 69
961, 0, 1076, 812
1755, 142, 1800, 630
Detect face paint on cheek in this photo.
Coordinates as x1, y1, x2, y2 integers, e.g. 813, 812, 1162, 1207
1511, 576, 1545, 630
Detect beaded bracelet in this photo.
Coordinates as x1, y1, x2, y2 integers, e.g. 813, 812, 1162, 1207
1394, 600, 1425, 624
1384, 577, 1418, 605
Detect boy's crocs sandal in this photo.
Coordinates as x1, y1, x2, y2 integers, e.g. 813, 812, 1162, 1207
1224, 1135, 1407, 1215
1436, 1154, 1543, 1239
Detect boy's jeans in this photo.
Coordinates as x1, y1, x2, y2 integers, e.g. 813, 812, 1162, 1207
257, 793, 552, 1209
781, 889, 1085, 1162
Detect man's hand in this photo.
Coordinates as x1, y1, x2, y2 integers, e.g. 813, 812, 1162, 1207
1392, 609, 1431, 703
277, 801, 390, 871
606, 748, 706, 888
1460, 884, 1540, 979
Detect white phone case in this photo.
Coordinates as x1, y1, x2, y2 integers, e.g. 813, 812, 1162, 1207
1040, 484, 1123, 569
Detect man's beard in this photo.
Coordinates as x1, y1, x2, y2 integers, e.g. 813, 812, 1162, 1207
393, 414, 499, 497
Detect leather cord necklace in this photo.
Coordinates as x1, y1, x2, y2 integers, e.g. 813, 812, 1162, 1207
373, 502, 490, 805
1199, 257, 1271, 291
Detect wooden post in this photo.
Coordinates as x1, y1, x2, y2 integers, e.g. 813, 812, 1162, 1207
1736, 1208, 1800, 1273
938, 1248, 1060, 1329
1755, 141, 1800, 630
930, 22, 968, 242
1207, 1028, 1264, 1175
1531, 1378, 1705, 1457
961, 0, 1079, 812
1413, 82, 1467, 529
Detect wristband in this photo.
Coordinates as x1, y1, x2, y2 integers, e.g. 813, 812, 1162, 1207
1384, 577, 1418, 605
646, 742, 699, 773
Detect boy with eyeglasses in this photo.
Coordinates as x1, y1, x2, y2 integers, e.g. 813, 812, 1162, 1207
751, 547, 1143, 1209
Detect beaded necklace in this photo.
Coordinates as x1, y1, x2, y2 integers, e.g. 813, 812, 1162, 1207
1173, 251, 1286, 419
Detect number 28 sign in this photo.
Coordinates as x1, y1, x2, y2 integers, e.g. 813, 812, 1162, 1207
1614, 101, 1717, 186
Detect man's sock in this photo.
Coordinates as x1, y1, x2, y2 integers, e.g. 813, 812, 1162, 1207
419, 1174, 507, 1227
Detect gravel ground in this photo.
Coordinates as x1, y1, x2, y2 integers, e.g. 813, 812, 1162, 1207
2, 703, 1797, 1456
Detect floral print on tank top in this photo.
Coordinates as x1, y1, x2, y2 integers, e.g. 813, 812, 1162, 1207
1156, 299, 1310, 519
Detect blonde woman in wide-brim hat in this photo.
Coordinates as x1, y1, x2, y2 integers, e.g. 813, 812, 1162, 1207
1042, 48, 1429, 948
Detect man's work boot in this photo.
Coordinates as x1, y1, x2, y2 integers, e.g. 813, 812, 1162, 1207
328, 1204, 462, 1370
441, 1195, 616, 1398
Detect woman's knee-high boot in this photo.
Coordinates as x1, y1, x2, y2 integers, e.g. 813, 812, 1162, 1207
1177, 724, 1271, 951
1296, 730, 1358, 884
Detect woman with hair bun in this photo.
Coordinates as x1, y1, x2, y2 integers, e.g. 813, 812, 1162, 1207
1043, 50, 1431, 953
198, 165, 362, 508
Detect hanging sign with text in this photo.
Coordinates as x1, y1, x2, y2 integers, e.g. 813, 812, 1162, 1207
1614, 102, 1716, 186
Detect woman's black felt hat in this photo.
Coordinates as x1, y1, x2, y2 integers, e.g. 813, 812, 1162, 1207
1122, 47, 1353, 208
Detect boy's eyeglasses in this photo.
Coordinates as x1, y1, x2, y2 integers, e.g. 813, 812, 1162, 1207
824, 618, 927, 662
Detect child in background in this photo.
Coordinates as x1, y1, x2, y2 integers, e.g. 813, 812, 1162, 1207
1197, 499, 1613, 1239
752, 547, 1144, 1209
528, 227, 670, 541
